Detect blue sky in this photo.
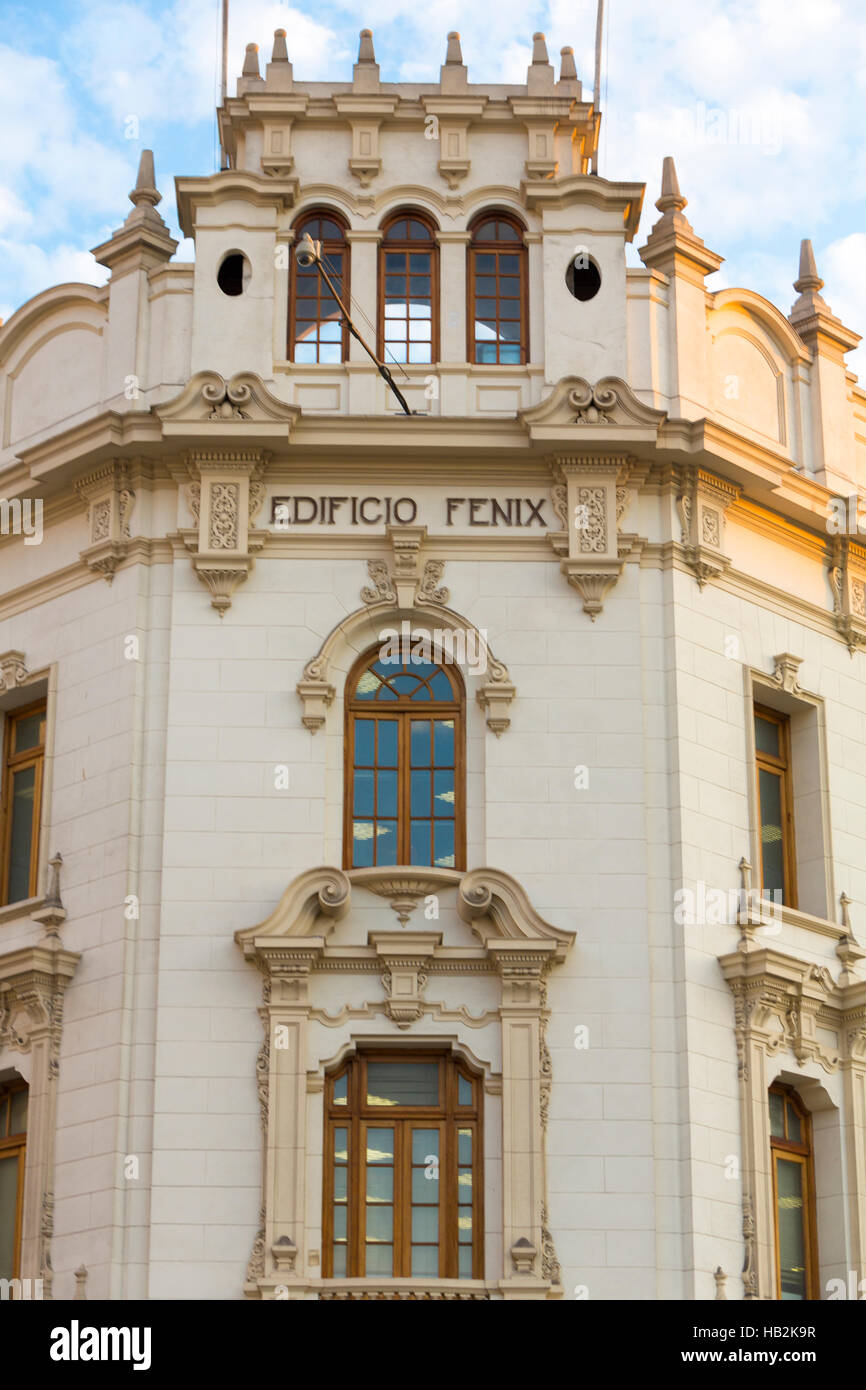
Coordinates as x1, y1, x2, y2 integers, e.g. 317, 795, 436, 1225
2, 0, 865, 373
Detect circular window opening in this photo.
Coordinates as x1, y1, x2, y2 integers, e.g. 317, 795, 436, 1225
217, 252, 250, 297
566, 255, 601, 302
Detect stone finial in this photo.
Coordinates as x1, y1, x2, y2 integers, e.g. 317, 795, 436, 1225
73, 1265, 88, 1301
840, 891, 852, 931
794, 238, 823, 295
44, 852, 64, 911
560, 46, 577, 80
656, 155, 687, 215
32, 850, 67, 935
242, 43, 260, 78
271, 29, 289, 62
358, 28, 376, 63
531, 32, 550, 63
128, 149, 161, 213
445, 31, 463, 64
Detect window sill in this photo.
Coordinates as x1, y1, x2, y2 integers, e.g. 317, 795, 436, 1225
739, 896, 846, 941
318, 1278, 492, 1300
0, 895, 43, 927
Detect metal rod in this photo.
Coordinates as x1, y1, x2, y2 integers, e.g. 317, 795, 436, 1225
314, 256, 413, 416
592, 0, 604, 175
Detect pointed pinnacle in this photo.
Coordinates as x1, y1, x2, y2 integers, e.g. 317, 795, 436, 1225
656, 156, 687, 215
358, 28, 376, 63
531, 32, 550, 64
445, 31, 463, 65
272, 29, 288, 63
560, 47, 577, 80
242, 43, 260, 77
129, 149, 160, 209
794, 238, 823, 294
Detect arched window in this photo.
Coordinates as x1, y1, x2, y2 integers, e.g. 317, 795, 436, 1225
378, 214, 438, 364
289, 211, 349, 363
323, 1051, 482, 1279
0, 1079, 28, 1282
769, 1084, 818, 1299
344, 648, 463, 871
468, 214, 527, 364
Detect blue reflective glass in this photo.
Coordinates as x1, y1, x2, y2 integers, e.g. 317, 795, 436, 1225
378, 721, 398, 766
354, 719, 374, 763
433, 720, 454, 763
410, 721, 431, 765
353, 769, 374, 815
434, 771, 455, 816
410, 821, 431, 864
411, 770, 430, 817
377, 770, 398, 817
433, 820, 454, 867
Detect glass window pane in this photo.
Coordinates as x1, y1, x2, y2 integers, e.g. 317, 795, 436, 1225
759, 768, 785, 898
755, 716, 781, 757
0, 1153, 20, 1279
333, 1073, 348, 1106
411, 1128, 439, 1164
366, 1205, 394, 1241
475, 297, 497, 318
411, 721, 431, 765
433, 720, 454, 763
8, 764, 36, 903
293, 343, 317, 363
377, 770, 398, 817
458, 1128, 472, 1165
385, 252, 406, 271
377, 721, 398, 767
409, 276, 429, 297
433, 771, 455, 816
499, 276, 520, 297
332, 1243, 347, 1277
333, 1128, 348, 1161
366, 1128, 394, 1162
366, 1062, 439, 1107
458, 1245, 473, 1278
333, 1167, 347, 1200
319, 320, 342, 342
333, 1205, 347, 1239
408, 301, 431, 319
769, 1090, 785, 1138
408, 343, 432, 363
355, 668, 382, 699
410, 820, 431, 865
429, 669, 451, 698
458, 1210, 473, 1241
411, 1207, 438, 1242
475, 252, 496, 271
384, 302, 405, 318
475, 343, 498, 363
499, 344, 521, 364
410, 1245, 438, 1276
412, 1166, 439, 1202
352, 823, 374, 868
408, 320, 432, 341
353, 769, 375, 816
13, 713, 43, 752
458, 1168, 473, 1205
787, 1103, 802, 1144
374, 820, 397, 864
385, 275, 404, 296
385, 322, 407, 342
9, 1090, 27, 1135
433, 821, 454, 868
409, 253, 430, 272
365, 1244, 393, 1275
411, 770, 430, 817
476, 275, 497, 296
319, 343, 342, 364
499, 254, 520, 271
776, 1158, 807, 1299
366, 1166, 393, 1202
458, 1074, 472, 1106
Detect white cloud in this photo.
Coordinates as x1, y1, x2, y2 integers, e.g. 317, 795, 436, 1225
0, 242, 108, 326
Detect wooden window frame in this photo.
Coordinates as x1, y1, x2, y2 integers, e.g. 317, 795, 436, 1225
1, 699, 46, 906
754, 703, 797, 909
288, 209, 350, 363
0, 1080, 27, 1282
377, 212, 440, 366
466, 213, 529, 366
769, 1083, 818, 1301
322, 1051, 483, 1280
343, 647, 465, 871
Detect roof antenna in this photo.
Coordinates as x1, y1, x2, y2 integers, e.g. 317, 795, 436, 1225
591, 0, 604, 174
219, 0, 229, 170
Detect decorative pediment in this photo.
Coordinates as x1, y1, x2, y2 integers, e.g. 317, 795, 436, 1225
521, 376, 667, 445
157, 371, 300, 442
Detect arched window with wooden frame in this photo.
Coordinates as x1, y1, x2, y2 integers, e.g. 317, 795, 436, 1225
467, 213, 528, 365
378, 212, 438, 365
344, 648, 464, 871
289, 209, 350, 363
323, 1051, 482, 1280
769, 1084, 818, 1300
2, 700, 46, 906
0, 1079, 28, 1283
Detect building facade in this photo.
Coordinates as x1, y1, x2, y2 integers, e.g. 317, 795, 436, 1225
1, 28, 865, 1302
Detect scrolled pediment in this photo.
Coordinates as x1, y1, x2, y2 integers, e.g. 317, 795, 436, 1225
157, 370, 300, 439
520, 375, 667, 444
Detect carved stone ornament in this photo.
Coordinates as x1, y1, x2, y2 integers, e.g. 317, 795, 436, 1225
719, 943, 866, 1299
76, 461, 137, 583
234, 864, 575, 1300
180, 451, 268, 616
297, 582, 515, 737
360, 527, 449, 610
675, 466, 740, 590
520, 376, 667, 444
827, 537, 866, 654
157, 370, 300, 442
549, 455, 631, 620
770, 652, 804, 695
0, 650, 29, 692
